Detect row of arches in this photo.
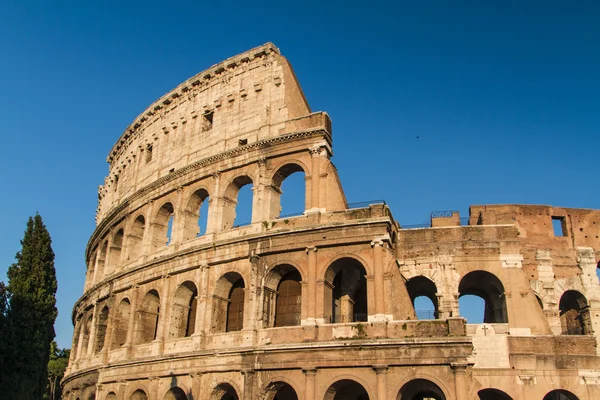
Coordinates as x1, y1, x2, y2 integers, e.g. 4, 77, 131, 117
73, 258, 370, 361
87, 163, 307, 286
98, 382, 582, 400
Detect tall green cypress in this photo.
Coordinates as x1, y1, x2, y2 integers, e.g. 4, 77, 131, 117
0, 214, 58, 399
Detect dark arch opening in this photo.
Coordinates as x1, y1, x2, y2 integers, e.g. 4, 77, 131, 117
273, 163, 306, 218
559, 290, 591, 335
543, 390, 580, 400
169, 281, 198, 338
131, 390, 148, 400
211, 383, 239, 400
108, 229, 124, 272
111, 298, 131, 349
128, 215, 145, 260
325, 379, 369, 400
212, 273, 245, 333
153, 202, 175, 249
397, 379, 446, 400
264, 381, 298, 400
94, 306, 109, 353
459, 270, 507, 323
223, 175, 254, 229
105, 393, 117, 400
275, 269, 302, 327
406, 276, 439, 319
478, 388, 513, 400
325, 258, 368, 323
163, 387, 187, 400
136, 290, 160, 344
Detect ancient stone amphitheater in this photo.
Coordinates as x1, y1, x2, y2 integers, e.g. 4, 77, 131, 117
63, 43, 600, 400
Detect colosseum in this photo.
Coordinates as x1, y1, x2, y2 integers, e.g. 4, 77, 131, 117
63, 43, 600, 400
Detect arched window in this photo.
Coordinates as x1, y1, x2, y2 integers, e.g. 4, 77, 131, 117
459, 270, 507, 324
210, 383, 239, 400
559, 290, 591, 335
163, 387, 187, 400
169, 281, 198, 338
95, 240, 108, 281
136, 290, 160, 344
183, 188, 210, 240
263, 381, 298, 400
128, 215, 145, 261
261, 265, 303, 328
111, 298, 131, 349
271, 163, 306, 219
406, 276, 438, 320
397, 379, 446, 400
543, 390, 580, 400
131, 390, 148, 400
94, 306, 109, 353
324, 379, 369, 400
212, 273, 245, 333
105, 393, 117, 400
107, 229, 124, 273
478, 388, 513, 400
325, 258, 368, 323
87, 252, 96, 287
152, 202, 175, 249
79, 312, 93, 358
71, 316, 83, 360
222, 176, 253, 229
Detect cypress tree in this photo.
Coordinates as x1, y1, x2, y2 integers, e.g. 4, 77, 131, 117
0, 214, 58, 399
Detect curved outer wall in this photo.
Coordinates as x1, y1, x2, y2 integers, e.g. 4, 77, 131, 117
64, 43, 600, 400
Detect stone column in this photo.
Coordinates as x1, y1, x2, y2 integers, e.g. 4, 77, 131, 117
190, 373, 203, 400
373, 365, 388, 400
86, 303, 99, 358
206, 172, 221, 233
302, 368, 316, 400
154, 275, 171, 354
308, 146, 322, 212
242, 369, 255, 400
194, 265, 209, 347
371, 240, 385, 319
125, 285, 140, 358
451, 363, 468, 400
303, 246, 318, 325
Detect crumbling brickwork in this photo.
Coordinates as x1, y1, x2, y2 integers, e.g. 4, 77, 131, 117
63, 43, 600, 400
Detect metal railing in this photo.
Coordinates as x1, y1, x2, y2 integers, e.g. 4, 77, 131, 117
348, 199, 386, 209
430, 210, 458, 218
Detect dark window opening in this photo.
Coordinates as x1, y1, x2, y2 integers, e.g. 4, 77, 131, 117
202, 111, 214, 132
145, 145, 153, 163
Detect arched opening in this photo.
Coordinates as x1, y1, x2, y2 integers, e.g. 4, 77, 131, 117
131, 390, 148, 400
212, 273, 245, 333
107, 229, 124, 272
163, 387, 188, 400
543, 390, 580, 400
459, 271, 507, 324
136, 290, 160, 344
263, 265, 303, 328
222, 175, 254, 229
397, 379, 446, 400
79, 312, 93, 358
95, 240, 108, 281
169, 281, 198, 338
128, 215, 145, 260
105, 393, 117, 400
183, 188, 210, 240
272, 163, 306, 218
71, 317, 83, 360
325, 258, 368, 323
478, 388, 513, 400
264, 381, 298, 400
406, 276, 439, 320
559, 290, 591, 335
87, 251, 96, 286
111, 298, 131, 349
324, 379, 369, 400
210, 383, 239, 400
94, 306, 109, 353
152, 202, 175, 249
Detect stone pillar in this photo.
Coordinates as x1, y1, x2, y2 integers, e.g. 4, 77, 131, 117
373, 365, 388, 400
244, 255, 261, 345
308, 146, 322, 212
303, 246, 318, 325
303, 368, 316, 400
86, 303, 99, 358
125, 285, 140, 357
207, 172, 221, 233
154, 275, 171, 354
451, 363, 468, 400
194, 265, 209, 346
242, 369, 255, 400
371, 240, 385, 319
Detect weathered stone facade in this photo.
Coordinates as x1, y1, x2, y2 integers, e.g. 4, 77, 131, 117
63, 43, 600, 400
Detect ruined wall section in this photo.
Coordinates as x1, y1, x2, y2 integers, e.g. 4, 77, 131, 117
97, 43, 312, 224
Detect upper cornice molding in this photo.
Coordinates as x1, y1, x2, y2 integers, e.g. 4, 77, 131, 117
107, 42, 280, 165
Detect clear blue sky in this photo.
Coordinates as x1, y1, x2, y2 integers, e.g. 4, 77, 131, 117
0, 1, 598, 348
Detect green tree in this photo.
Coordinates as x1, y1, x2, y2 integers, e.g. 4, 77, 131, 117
0, 214, 58, 399
45, 341, 70, 400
